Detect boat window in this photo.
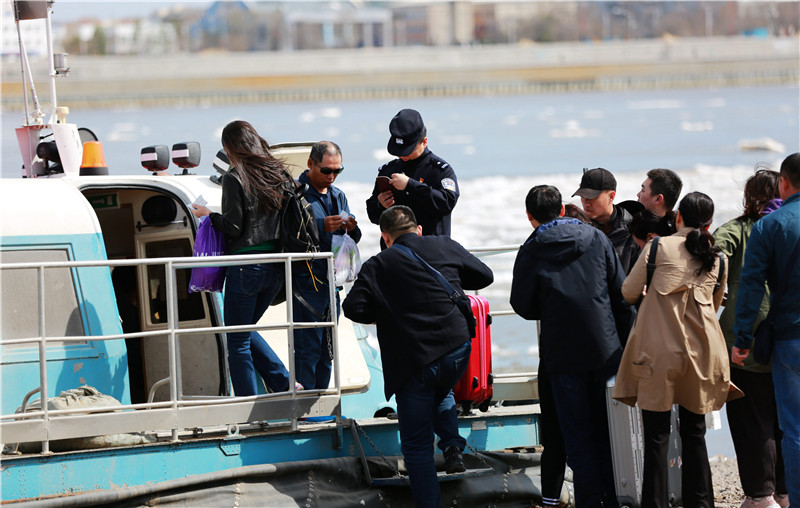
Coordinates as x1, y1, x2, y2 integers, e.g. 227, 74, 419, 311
144, 239, 205, 324
1, 249, 84, 347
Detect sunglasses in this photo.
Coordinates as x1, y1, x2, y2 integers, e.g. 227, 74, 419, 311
316, 162, 344, 176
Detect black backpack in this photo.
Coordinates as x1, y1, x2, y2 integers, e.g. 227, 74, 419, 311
272, 179, 322, 314
279, 179, 320, 256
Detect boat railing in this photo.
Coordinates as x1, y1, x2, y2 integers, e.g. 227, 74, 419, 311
0, 251, 342, 454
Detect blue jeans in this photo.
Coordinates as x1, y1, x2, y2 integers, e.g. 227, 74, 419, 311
292, 274, 337, 390
549, 369, 619, 508
395, 342, 470, 508
773, 338, 800, 501
224, 263, 289, 396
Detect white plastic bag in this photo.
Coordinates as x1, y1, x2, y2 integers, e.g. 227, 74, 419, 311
331, 232, 361, 285
705, 410, 722, 431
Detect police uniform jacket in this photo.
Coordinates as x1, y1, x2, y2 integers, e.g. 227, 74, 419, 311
366, 148, 459, 237
510, 218, 634, 374
342, 233, 493, 400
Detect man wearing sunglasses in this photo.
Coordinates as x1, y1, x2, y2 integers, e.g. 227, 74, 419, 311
294, 141, 361, 390
366, 109, 459, 246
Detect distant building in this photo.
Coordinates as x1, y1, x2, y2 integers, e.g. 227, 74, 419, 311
6, 0, 795, 57
1, 1, 49, 58
190, 1, 254, 51
281, 2, 392, 50
391, 2, 579, 46
111, 19, 179, 55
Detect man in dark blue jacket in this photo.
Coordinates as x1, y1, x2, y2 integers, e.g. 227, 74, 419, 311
342, 205, 493, 508
511, 185, 634, 508
366, 109, 459, 243
294, 141, 361, 390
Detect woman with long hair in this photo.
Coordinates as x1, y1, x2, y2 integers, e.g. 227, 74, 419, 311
192, 120, 296, 396
614, 192, 742, 507
714, 169, 788, 508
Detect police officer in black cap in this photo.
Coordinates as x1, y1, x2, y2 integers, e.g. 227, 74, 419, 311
366, 109, 459, 244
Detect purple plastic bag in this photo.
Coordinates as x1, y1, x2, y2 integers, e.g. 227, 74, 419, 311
188, 216, 226, 293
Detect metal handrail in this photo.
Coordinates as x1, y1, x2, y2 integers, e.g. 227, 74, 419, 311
1, 244, 530, 451
0, 251, 340, 451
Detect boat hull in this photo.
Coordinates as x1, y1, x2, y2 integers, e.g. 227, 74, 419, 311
1, 411, 541, 503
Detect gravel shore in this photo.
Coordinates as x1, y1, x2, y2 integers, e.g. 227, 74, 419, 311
712, 455, 744, 507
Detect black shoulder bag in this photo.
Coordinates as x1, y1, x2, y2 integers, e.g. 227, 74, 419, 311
393, 243, 477, 338
644, 237, 726, 295
645, 237, 660, 291
752, 239, 800, 365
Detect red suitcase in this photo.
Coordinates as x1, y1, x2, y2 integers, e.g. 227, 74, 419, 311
453, 295, 493, 413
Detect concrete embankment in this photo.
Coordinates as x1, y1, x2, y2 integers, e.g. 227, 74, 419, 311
2, 36, 797, 110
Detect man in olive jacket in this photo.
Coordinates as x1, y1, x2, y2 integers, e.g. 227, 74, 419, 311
342, 205, 493, 508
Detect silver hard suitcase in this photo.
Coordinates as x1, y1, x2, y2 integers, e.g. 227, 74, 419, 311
605, 378, 682, 507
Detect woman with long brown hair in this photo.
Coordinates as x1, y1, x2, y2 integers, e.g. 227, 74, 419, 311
714, 169, 787, 508
192, 120, 295, 396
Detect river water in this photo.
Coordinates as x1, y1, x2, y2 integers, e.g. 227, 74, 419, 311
3, 84, 798, 456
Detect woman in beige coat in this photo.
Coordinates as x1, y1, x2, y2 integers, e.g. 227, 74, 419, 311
614, 192, 742, 508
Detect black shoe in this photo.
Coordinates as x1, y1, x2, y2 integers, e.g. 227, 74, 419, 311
444, 446, 466, 474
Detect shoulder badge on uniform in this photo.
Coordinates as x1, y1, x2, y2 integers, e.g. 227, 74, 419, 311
441, 178, 456, 192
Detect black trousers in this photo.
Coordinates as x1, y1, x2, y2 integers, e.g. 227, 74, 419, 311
538, 370, 567, 505
550, 369, 619, 508
727, 368, 787, 497
641, 406, 712, 508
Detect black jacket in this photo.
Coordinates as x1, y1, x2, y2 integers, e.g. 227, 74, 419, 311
510, 218, 635, 373
366, 148, 459, 237
210, 169, 283, 253
342, 233, 493, 399
593, 204, 641, 274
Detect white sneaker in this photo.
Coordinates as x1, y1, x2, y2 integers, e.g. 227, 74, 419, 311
773, 494, 789, 508
740, 496, 780, 508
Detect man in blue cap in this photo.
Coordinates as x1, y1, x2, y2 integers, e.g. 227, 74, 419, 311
366, 109, 459, 244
